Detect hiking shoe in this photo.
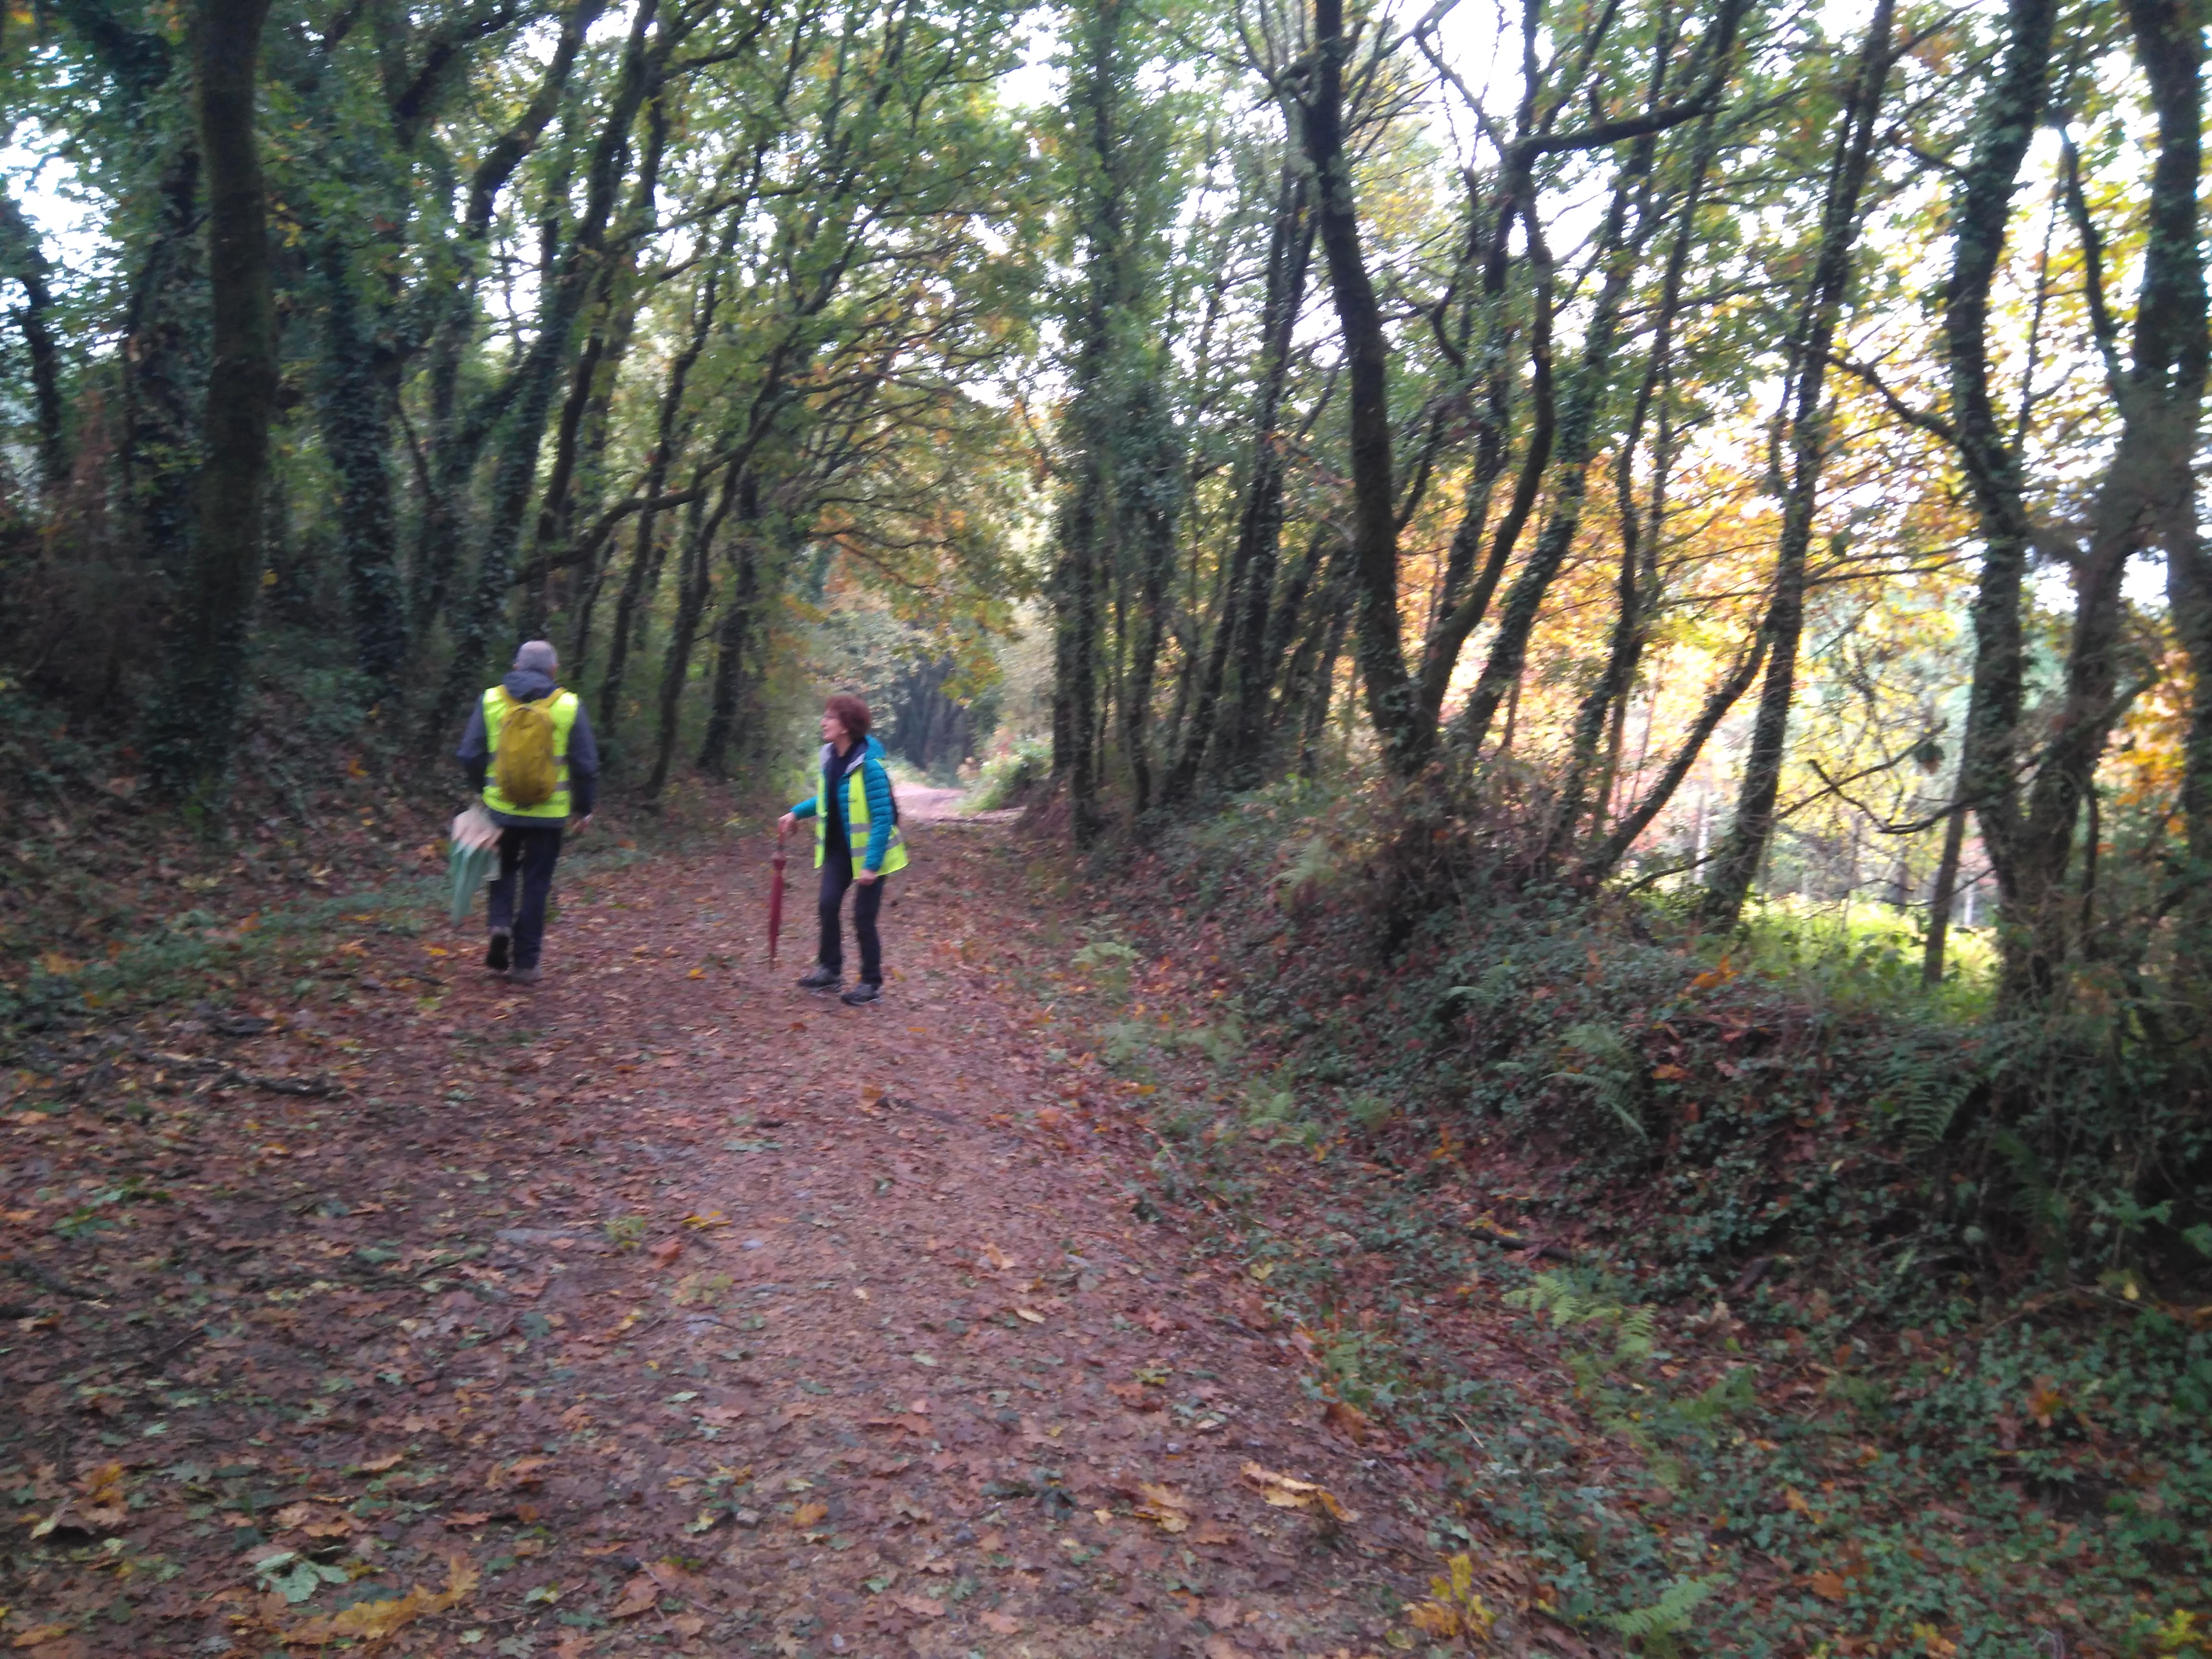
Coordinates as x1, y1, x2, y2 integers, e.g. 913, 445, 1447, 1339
486, 928, 512, 972
509, 965, 543, 986
840, 982, 881, 1006
796, 966, 840, 990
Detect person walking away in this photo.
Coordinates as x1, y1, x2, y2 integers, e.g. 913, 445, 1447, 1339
455, 639, 599, 985
779, 695, 906, 1005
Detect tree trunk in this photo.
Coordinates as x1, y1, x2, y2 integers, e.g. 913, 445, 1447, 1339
1549, 105, 1717, 860
0, 185, 69, 490
1941, 0, 2060, 991
644, 462, 735, 801
121, 143, 203, 591
1921, 792, 1970, 986
698, 486, 765, 778
1303, 0, 1424, 778
1221, 170, 1315, 790
428, 0, 668, 743
1703, 0, 1896, 926
1119, 378, 1183, 817
317, 236, 407, 682
407, 0, 603, 643
146, 0, 277, 797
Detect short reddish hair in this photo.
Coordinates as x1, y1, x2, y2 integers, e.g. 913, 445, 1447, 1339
824, 694, 871, 740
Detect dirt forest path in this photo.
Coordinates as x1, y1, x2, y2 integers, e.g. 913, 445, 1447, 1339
2, 814, 1428, 1659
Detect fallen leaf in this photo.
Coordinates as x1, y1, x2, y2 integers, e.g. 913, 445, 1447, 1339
282, 1553, 480, 1646
10, 1626, 72, 1650
1239, 1462, 1357, 1524
981, 1243, 1014, 1272
359, 1452, 405, 1473
650, 1238, 683, 1268
1132, 1481, 1191, 1533
789, 1501, 828, 1529
893, 1592, 947, 1619
1014, 1307, 1045, 1324
275, 1502, 354, 1539
1322, 1399, 1371, 1444
444, 1513, 492, 1528
611, 1575, 658, 1619
1809, 1569, 1849, 1602
980, 1611, 1021, 1635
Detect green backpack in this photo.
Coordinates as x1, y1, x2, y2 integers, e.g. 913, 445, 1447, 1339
493, 690, 560, 807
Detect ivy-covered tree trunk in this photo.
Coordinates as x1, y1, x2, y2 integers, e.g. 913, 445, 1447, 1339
0, 185, 69, 490
429, 0, 670, 743
146, 0, 277, 798
1703, 0, 1896, 927
1118, 376, 1182, 817
698, 490, 767, 779
1218, 168, 1313, 794
1051, 0, 1156, 843
1302, 0, 1425, 780
318, 238, 407, 683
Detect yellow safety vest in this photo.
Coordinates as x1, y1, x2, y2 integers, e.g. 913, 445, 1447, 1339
481, 686, 581, 819
814, 759, 909, 875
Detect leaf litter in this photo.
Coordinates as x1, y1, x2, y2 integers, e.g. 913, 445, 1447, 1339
0, 824, 1422, 1655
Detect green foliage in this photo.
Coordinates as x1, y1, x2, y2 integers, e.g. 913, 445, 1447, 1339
1599, 1574, 1725, 1651
1099, 774, 2212, 1646
967, 740, 1052, 812
1505, 1270, 1659, 1363
1548, 1022, 1648, 1141
603, 1215, 648, 1250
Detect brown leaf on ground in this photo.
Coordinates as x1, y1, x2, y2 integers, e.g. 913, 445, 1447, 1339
1132, 1481, 1193, 1533
1240, 1463, 1358, 1524
789, 1501, 829, 1529
892, 1592, 948, 1619
282, 1553, 479, 1646
1322, 1400, 1371, 1444
612, 1573, 659, 1618
273, 1502, 354, 1539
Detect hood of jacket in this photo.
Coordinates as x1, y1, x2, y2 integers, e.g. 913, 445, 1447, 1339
502, 668, 559, 703
823, 733, 887, 777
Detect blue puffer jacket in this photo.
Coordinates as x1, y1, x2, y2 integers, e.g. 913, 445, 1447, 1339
788, 734, 899, 871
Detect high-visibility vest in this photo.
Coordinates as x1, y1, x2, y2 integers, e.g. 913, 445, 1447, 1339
481, 686, 581, 819
814, 755, 909, 874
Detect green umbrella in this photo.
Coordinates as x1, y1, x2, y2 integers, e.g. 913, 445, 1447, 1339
447, 807, 501, 925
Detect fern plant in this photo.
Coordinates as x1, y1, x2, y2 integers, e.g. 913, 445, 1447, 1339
1505, 1269, 1659, 1363
1549, 1021, 1648, 1140
1877, 1042, 1976, 1148
1600, 1574, 1726, 1655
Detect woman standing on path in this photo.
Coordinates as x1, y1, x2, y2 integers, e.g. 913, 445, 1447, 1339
780, 695, 907, 1005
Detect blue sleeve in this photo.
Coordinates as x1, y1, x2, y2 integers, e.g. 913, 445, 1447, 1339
566, 703, 599, 816
861, 758, 894, 870
456, 700, 488, 790
789, 793, 819, 819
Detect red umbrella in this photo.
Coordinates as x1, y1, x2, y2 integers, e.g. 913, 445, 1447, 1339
767, 826, 789, 965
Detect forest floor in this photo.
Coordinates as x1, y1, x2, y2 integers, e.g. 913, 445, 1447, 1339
0, 801, 1476, 1659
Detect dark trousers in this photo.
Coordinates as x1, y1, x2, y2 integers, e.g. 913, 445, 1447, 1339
817, 843, 886, 985
487, 825, 564, 969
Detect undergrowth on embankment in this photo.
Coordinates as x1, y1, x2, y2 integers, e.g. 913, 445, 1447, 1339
1034, 778, 2211, 1657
